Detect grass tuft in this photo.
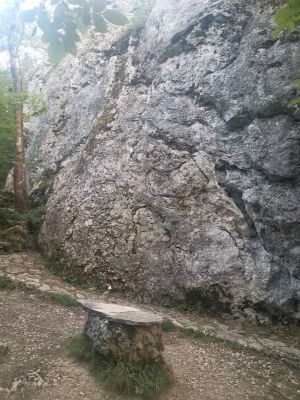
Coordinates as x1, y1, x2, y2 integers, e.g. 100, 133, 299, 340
0, 275, 16, 290
68, 334, 171, 399
41, 291, 77, 307
162, 319, 176, 332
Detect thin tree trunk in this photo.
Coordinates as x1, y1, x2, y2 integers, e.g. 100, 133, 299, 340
8, 0, 29, 212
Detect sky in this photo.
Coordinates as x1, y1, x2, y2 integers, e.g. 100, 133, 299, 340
0, 0, 43, 69
0, 0, 40, 12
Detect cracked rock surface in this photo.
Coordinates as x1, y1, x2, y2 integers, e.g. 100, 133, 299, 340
26, 0, 300, 319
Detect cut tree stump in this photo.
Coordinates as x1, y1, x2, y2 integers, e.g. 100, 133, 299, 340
78, 300, 164, 364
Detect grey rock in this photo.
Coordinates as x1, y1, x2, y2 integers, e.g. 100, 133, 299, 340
170, 319, 184, 329
81, 300, 164, 364
4, 168, 14, 194
38, 283, 51, 292
78, 299, 162, 326
26, 0, 300, 320
10, 371, 44, 393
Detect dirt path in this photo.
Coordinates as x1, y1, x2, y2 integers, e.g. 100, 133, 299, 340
0, 252, 300, 399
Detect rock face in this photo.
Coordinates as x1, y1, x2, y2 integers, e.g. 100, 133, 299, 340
26, 0, 300, 320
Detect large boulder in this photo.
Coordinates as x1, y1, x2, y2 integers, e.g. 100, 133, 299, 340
26, 0, 300, 320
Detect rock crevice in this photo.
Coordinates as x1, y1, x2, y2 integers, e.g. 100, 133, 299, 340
26, 0, 300, 320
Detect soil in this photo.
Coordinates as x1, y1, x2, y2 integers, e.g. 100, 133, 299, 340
0, 251, 300, 399
0, 289, 300, 400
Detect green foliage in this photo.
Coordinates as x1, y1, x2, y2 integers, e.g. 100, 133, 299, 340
288, 79, 300, 106
0, 224, 31, 253
162, 319, 176, 332
0, 0, 130, 64
0, 71, 16, 188
273, 0, 300, 37
0, 275, 16, 290
273, 0, 300, 107
0, 275, 30, 291
4, 91, 47, 120
15, 0, 130, 64
41, 291, 77, 306
68, 334, 171, 399
0, 70, 46, 188
24, 95, 48, 121
0, 192, 31, 254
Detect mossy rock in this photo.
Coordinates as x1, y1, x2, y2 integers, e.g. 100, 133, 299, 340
0, 224, 32, 252
0, 192, 14, 208
0, 191, 34, 253
0, 207, 25, 230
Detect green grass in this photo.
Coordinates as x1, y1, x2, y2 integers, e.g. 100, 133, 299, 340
0, 275, 16, 290
41, 291, 77, 307
68, 334, 172, 399
0, 275, 32, 291
162, 319, 176, 332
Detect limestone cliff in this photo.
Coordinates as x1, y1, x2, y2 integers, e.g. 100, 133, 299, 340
26, 0, 300, 320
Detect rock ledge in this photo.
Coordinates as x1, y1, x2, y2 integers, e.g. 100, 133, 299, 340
77, 299, 163, 326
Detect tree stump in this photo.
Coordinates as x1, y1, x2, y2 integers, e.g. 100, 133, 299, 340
78, 300, 164, 365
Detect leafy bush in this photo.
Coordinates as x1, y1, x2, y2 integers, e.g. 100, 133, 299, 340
273, 0, 300, 37
68, 334, 171, 399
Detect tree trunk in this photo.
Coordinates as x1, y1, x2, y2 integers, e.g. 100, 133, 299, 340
8, 0, 29, 212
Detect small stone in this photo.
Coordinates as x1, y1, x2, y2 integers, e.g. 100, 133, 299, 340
185, 325, 198, 332
202, 325, 216, 335
79, 392, 85, 396
170, 319, 184, 328
39, 284, 51, 292
10, 371, 44, 393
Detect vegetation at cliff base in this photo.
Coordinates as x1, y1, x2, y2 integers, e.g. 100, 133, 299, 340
0, 71, 16, 188
273, 0, 300, 106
